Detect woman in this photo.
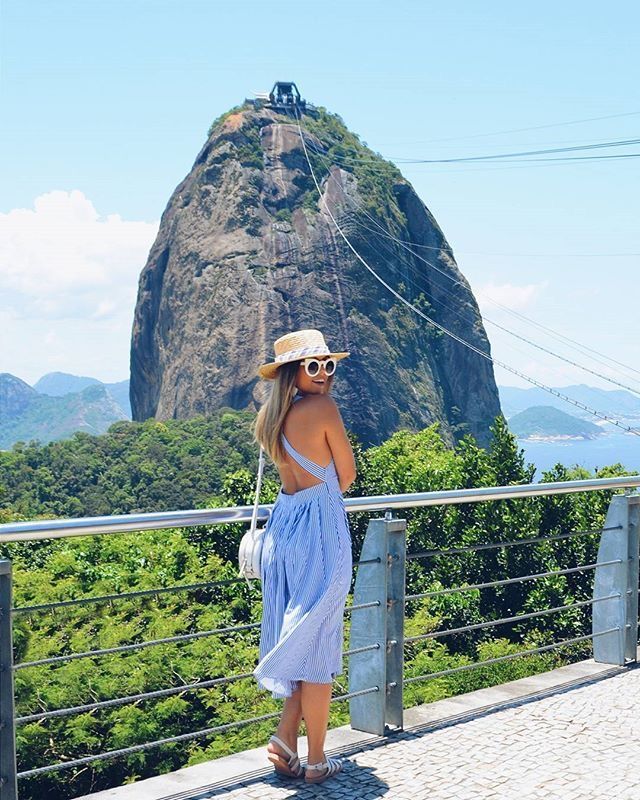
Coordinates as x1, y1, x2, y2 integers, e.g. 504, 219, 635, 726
251, 328, 356, 785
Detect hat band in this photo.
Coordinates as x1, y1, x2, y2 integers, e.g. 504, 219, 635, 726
274, 344, 331, 363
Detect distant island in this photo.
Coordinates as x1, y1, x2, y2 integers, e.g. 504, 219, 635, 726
507, 405, 603, 441
498, 383, 640, 422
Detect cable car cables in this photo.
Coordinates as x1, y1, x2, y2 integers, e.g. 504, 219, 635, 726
292, 107, 640, 437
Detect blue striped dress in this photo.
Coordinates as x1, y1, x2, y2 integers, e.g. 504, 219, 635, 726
253, 395, 353, 699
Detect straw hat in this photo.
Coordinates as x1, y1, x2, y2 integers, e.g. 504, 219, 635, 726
258, 329, 350, 380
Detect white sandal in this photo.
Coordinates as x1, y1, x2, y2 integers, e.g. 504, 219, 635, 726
305, 755, 344, 784
267, 734, 305, 779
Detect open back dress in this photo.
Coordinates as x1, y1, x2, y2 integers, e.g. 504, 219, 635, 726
253, 394, 353, 699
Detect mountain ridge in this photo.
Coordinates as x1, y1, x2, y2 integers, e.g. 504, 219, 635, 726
0, 372, 129, 449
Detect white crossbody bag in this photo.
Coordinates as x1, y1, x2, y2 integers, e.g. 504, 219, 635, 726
238, 445, 267, 587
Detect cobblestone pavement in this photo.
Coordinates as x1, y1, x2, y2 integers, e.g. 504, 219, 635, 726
209, 665, 640, 800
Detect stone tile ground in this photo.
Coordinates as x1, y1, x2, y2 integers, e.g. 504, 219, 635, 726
207, 665, 640, 800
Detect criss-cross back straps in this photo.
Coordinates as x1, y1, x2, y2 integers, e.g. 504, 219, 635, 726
281, 432, 328, 481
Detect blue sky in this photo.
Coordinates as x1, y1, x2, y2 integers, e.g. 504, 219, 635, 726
1, 0, 638, 396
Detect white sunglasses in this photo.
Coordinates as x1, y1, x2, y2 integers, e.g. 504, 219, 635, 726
299, 357, 337, 377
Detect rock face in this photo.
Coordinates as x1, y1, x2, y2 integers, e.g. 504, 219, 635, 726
130, 103, 503, 448
0, 373, 37, 422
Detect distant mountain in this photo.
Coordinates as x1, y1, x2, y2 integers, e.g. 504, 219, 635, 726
34, 372, 101, 396
498, 384, 640, 421
35, 372, 131, 415
507, 405, 603, 440
103, 380, 130, 417
0, 372, 130, 450
0, 373, 38, 420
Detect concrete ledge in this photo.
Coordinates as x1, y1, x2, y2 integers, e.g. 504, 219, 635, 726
76, 650, 639, 800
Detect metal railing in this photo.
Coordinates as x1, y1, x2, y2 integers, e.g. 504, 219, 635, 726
0, 474, 639, 798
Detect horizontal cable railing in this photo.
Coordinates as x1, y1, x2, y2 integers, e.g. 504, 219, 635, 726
405, 525, 621, 560
16, 686, 383, 780
11, 558, 382, 615
402, 630, 622, 686
404, 559, 626, 601
0, 475, 639, 794
3, 550, 387, 783
17, 643, 383, 727
404, 593, 625, 643
398, 492, 639, 699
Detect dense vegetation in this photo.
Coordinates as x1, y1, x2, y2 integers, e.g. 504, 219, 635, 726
301, 106, 407, 227
0, 412, 261, 519
0, 411, 636, 799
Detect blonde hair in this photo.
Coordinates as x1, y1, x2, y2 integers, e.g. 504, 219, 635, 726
252, 360, 335, 465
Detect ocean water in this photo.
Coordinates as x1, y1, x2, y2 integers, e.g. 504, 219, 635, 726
517, 431, 640, 482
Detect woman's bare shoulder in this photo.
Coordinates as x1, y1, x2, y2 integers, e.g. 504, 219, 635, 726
295, 394, 342, 424
295, 394, 339, 409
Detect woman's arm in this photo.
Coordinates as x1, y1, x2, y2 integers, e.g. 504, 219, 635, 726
323, 396, 356, 493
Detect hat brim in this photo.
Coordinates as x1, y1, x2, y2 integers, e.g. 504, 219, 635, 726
258, 352, 350, 380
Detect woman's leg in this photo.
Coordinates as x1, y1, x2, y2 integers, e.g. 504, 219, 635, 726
272, 683, 303, 752
300, 680, 332, 764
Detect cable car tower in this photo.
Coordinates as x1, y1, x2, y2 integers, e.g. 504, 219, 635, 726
249, 82, 316, 117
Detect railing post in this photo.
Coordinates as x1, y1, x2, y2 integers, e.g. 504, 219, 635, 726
0, 559, 18, 800
592, 493, 639, 665
348, 513, 406, 735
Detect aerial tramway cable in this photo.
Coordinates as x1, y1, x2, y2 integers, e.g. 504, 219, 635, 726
306, 141, 640, 391
370, 109, 640, 146
304, 132, 640, 167
341, 204, 640, 394
292, 107, 640, 438
342, 209, 640, 397
334, 214, 581, 375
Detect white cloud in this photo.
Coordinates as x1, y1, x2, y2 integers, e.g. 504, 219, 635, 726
474, 280, 548, 315
43, 329, 59, 347
92, 299, 118, 320
0, 189, 158, 319
0, 191, 158, 383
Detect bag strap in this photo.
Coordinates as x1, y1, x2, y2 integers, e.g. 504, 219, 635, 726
249, 445, 266, 537
239, 445, 266, 588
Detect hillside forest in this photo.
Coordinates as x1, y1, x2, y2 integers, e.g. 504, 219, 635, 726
0, 409, 637, 799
